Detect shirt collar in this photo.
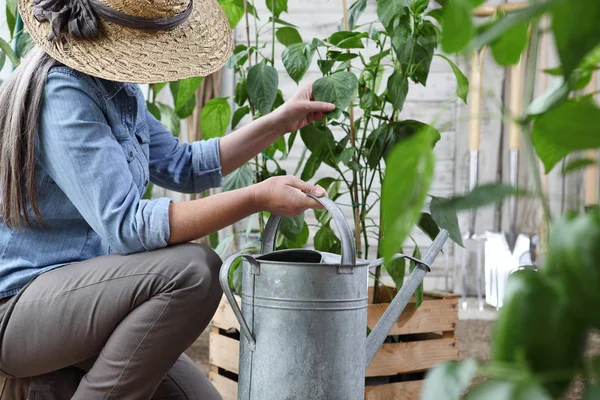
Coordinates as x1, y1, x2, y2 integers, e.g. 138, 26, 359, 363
94, 77, 126, 100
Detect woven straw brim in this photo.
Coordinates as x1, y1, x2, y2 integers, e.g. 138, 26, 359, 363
19, 0, 233, 84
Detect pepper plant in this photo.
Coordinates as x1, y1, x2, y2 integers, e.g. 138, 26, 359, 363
418, 0, 600, 399
274, 0, 468, 302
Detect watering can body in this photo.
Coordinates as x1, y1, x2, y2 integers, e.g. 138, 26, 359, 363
236, 251, 369, 400
219, 196, 449, 400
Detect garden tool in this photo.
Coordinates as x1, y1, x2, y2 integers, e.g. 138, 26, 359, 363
459, 49, 486, 311
219, 195, 449, 400
485, 57, 532, 308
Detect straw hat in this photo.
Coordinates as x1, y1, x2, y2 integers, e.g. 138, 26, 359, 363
19, 0, 234, 83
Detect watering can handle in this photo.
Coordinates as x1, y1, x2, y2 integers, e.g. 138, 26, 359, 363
261, 194, 356, 267
219, 254, 257, 350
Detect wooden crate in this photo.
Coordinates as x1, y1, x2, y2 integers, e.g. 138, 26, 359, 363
209, 287, 459, 400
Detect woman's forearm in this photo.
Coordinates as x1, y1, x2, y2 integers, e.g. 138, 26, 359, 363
218, 115, 282, 176
167, 187, 258, 245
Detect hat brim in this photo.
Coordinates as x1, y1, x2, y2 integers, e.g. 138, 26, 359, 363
19, 0, 233, 84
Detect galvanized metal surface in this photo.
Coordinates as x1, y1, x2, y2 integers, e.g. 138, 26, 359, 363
219, 196, 449, 399
364, 229, 449, 367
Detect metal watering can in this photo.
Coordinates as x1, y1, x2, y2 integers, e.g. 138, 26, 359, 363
219, 195, 449, 400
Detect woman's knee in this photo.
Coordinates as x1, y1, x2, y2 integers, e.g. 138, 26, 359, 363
170, 243, 223, 303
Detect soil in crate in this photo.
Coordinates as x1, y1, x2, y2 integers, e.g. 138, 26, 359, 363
209, 287, 459, 400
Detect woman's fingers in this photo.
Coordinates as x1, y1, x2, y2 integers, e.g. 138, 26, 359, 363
301, 100, 335, 113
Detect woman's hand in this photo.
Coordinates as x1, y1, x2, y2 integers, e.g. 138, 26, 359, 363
270, 84, 335, 134
251, 176, 326, 217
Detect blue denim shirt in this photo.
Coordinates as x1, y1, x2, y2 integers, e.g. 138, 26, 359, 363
0, 66, 222, 298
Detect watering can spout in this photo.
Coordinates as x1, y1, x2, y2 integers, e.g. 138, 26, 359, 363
364, 230, 450, 370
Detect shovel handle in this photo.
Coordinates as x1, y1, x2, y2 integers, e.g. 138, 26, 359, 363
219, 254, 257, 350
261, 194, 356, 268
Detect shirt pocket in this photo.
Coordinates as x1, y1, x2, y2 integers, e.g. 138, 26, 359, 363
134, 124, 150, 162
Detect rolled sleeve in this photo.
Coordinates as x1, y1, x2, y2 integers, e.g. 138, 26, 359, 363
136, 197, 173, 250
191, 138, 222, 191
145, 109, 223, 193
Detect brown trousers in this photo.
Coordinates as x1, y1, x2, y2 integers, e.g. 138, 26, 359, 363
0, 244, 224, 400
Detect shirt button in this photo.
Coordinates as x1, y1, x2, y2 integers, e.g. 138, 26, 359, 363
127, 104, 132, 112
129, 151, 133, 157
144, 179, 149, 186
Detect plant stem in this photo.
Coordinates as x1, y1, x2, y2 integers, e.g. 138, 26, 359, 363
521, 6, 552, 231
271, 0, 276, 67
341, 0, 363, 257
293, 147, 308, 176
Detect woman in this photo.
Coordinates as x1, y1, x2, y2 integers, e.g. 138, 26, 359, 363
0, 0, 334, 398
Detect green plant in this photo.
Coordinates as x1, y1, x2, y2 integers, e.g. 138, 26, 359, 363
271, 0, 467, 303
419, 0, 600, 398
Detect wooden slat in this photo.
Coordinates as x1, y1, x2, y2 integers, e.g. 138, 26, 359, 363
209, 332, 240, 374
212, 296, 241, 331
366, 339, 458, 377
367, 297, 458, 335
209, 372, 238, 400
364, 381, 423, 400
368, 287, 457, 304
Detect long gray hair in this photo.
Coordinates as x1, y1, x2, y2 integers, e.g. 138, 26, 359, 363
0, 48, 59, 229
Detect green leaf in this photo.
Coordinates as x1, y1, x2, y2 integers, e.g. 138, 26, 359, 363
247, 61, 279, 115
146, 102, 161, 120
409, 245, 423, 306
142, 182, 154, 199
6, 0, 17, 38
156, 103, 180, 137
232, 105, 250, 129
201, 97, 231, 139
229, 258, 243, 295
436, 54, 469, 104
428, 8, 444, 24
0, 51, 6, 72
235, 78, 248, 106
422, 359, 478, 400
532, 98, 600, 172
276, 27, 302, 47
226, 44, 251, 69
390, 20, 414, 64
562, 158, 597, 176
153, 82, 168, 98
348, 0, 367, 30
382, 129, 436, 261
412, 20, 438, 85
282, 43, 315, 84
280, 214, 304, 240
385, 256, 406, 290
412, 0, 429, 14
0, 38, 19, 67
300, 151, 322, 181
300, 123, 336, 154
318, 60, 335, 75
468, 0, 559, 52
170, 77, 203, 116
437, 183, 525, 212
268, 17, 297, 27
328, 31, 367, 49
16, 32, 33, 58
266, 0, 288, 18
441, 0, 474, 53
377, 0, 409, 32
430, 196, 463, 247
527, 79, 570, 117
337, 147, 355, 166
223, 164, 254, 191
490, 18, 529, 66
552, 0, 600, 80
218, 0, 245, 28
418, 212, 441, 241
312, 71, 359, 119
314, 224, 341, 254
387, 70, 409, 112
